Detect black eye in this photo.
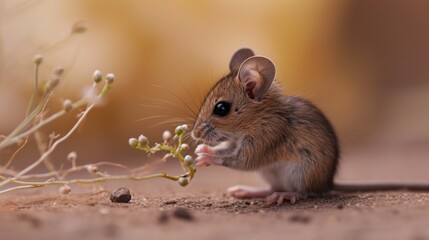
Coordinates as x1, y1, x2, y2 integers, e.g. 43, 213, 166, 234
213, 101, 231, 117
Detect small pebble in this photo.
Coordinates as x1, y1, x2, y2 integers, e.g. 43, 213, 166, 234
110, 187, 131, 203
164, 200, 178, 205
289, 214, 311, 224
158, 211, 170, 224
173, 207, 194, 221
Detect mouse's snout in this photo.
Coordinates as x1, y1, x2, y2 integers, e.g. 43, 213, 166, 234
190, 128, 201, 140
191, 122, 214, 142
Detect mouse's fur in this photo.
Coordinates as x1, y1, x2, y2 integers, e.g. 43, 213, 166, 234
192, 49, 339, 194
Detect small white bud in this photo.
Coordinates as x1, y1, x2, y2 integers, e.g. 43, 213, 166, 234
184, 155, 193, 165
105, 73, 115, 84
44, 77, 60, 92
85, 165, 98, 174
129, 138, 139, 148
63, 99, 73, 112
59, 185, 71, 195
67, 151, 77, 162
54, 67, 64, 77
180, 124, 188, 131
138, 135, 149, 146
93, 70, 102, 83
180, 143, 190, 152
162, 130, 172, 142
178, 177, 189, 187
71, 21, 87, 34
175, 125, 184, 135
33, 54, 43, 65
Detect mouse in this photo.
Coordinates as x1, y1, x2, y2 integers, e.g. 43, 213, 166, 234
191, 48, 429, 205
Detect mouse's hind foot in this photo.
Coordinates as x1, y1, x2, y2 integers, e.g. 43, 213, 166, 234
266, 192, 305, 205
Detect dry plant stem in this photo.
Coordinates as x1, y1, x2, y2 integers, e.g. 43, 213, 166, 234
135, 133, 196, 180
3, 136, 29, 169
34, 130, 59, 176
0, 91, 54, 150
0, 105, 94, 188
1, 162, 129, 180
0, 173, 178, 194
0, 83, 110, 189
0, 95, 88, 150
0, 185, 44, 194
26, 62, 40, 116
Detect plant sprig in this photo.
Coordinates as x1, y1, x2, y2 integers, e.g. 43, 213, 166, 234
128, 124, 197, 187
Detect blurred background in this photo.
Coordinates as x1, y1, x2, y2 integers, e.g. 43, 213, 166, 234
1, 0, 428, 186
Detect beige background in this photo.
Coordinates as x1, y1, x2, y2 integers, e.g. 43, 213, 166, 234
0, 0, 429, 183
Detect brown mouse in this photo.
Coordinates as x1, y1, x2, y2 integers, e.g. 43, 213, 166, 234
191, 48, 429, 205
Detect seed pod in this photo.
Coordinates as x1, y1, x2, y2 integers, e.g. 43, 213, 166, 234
162, 130, 172, 142
178, 177, 189, 187
180, 143, 190, 152
85, 165, 98, 174
59, 185, 71, 195
138, 135, 149, 146
106, 73, 115, 84
63, 99, 73, 112
184, 155, 193, 165
67, 151, 78, 161
33, 54, 43, 65
129, 138, 139, 148
175, 125, 184, 135
93, 70, 102, 83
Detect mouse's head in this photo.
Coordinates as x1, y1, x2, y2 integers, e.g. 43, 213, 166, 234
192, 48, 278, 145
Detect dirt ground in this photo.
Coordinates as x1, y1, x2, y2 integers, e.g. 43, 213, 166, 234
1, 142, 429, 240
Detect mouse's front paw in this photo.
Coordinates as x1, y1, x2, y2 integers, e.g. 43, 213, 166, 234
195, 144, 216, 167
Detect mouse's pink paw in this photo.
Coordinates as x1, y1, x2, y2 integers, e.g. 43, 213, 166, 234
266, 192, 304, 205
195, 144, 216, 167
227, 185, 273, 199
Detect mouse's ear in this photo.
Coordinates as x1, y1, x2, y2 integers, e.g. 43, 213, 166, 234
229, 48, 255, 73
238, 56, 276, 101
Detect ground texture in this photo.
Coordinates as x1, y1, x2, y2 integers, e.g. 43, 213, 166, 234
1, 142, 429, 240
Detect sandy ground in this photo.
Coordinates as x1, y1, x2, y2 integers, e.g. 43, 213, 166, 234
1, 141, 429, 240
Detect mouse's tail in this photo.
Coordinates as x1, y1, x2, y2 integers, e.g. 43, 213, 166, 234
332, 181, 429, 192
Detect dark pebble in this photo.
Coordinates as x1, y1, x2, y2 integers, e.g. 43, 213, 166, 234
164, 200, 178, 205
18, 214, 42, 228
158, 211, 170, 224
173, 207, 194, 221
110, 187, 131, 203
289, 214, 311, 224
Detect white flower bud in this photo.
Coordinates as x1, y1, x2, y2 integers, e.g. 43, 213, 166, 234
180, 143, 190, 152
85, 165, 98, 174
63, 99, 73, 112
129, 138, 139, 148
71, 21, 87, 34
44, 77, 60, 92
67, 151, 77, 162
184, 155, 193, 165
178, 177, 189, 187
33, 54, 43, 65
138, 135, 149, 146
54, 67, 64, 77
162, 130, 172, 142
106, 73, 115, 84
175, 125, 184, 135
93, 70, 102, 83
59, 185, 71, 195
180, 124, 188, 131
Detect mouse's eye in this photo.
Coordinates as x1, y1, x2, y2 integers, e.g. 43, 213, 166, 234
213, 101, 231, 117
